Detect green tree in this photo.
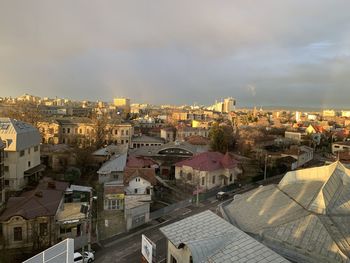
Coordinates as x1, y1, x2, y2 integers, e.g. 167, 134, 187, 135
64, 167, 81, 184
209, 123, 235, 153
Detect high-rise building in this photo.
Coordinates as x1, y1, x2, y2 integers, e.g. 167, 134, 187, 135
223, 97, 236, 113
113, 97, 131, 113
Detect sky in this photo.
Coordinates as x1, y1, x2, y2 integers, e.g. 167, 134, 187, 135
1, 0, 350, 107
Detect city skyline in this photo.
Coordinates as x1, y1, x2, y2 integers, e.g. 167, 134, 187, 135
1, 1, 350, 107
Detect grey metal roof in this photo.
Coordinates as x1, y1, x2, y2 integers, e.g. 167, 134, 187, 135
0, 118, 41, 151
225, 162, 350, 263
160, 210, 289, 263
97, 152, 128, 174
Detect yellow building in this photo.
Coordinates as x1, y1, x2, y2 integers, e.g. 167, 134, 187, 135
113, 97, 130, 113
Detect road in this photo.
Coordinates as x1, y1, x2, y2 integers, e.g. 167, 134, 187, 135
94, 199, 222, 263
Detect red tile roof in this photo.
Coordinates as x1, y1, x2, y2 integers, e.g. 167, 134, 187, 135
124, 168, 157, 186
175, 152, 238, 171
126, 156, 158, 168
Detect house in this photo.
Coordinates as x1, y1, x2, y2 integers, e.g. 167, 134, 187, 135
224, 162, 350, 263
176, 127, 209, 141
305, 124, 324, 134
160, 210, 289, 263
0, 179, 69, 251
160, 128, 176, 142
56, 202, 87, 250
131, 135, 164, 148
332, 141, 350, 154
284, 131, 302, 143
103, 181, 124, 211
175, 152, 241, 191
126, 156, 158, 169
124, 195, 151, 231
123, 168, 156, 195
0, 118, 44, 191
92, 144, 128, 167
40, 144, 76, 172
129, 141, 208, 178
281, 145, 314, 170
38, 118, 134, 147
97, 152, 127, 183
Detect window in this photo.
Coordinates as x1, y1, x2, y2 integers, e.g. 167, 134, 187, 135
135, 177, 140, 182
74, 255, 83, 262
40, 223, 48, 236
4, 166, 9, 172
134, 188, 138, 194
20, 150, 25, 157
5, 180, 9, 186
187, 173, 192, 181
79, 128, 82, 134
74, 128, 78, 134
34, 146, 39, 152
126, 130, 129, 136
121, 130, 124, 136
28, 148, 31, 154
13, 227, 22, 241
121, 140, 124, 144
28, 161, 31, 167
190, 256, 193, 263
212, 175, 216, 184
114, 129, 118, 135
62, 128, 66, 134
201, 177, 205, 186
230, 174, 233, 181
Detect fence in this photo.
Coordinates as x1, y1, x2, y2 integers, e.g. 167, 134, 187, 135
150, 198, 193, 220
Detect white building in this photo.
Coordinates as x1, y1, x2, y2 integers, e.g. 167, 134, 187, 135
123, 168, 156, 195
341, 111, 350, 118
0, 118, 43, 191
332, 141, 350, 154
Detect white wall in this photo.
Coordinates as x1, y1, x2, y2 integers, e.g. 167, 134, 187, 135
5, 146, 41, 191
125, 177, 152, 195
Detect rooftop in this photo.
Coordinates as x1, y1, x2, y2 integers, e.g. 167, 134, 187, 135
97, 152, 128, 174
0, 178, 68, 221
160, 210, 289, 263
225, 162, 350, 262
175, 152, 238, 171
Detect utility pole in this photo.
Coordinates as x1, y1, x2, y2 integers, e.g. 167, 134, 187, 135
264, 154, 267, 181
87, 194, 93, 253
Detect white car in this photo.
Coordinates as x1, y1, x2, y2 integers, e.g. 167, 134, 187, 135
74, 251, 95, 263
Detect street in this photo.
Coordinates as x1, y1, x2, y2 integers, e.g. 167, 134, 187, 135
94, 199, 222, 263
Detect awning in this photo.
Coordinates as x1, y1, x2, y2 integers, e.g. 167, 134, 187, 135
24, 164, 46, 176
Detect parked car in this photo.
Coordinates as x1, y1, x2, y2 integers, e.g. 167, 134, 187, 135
74, 251, 95, 263
216, 191, 229, 201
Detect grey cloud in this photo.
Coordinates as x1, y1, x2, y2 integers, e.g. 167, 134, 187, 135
1, 0, 350, 106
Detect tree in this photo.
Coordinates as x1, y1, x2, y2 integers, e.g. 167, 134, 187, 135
64, 167, 81, 184
2, 102, 43, 126
209, 123, 235, 153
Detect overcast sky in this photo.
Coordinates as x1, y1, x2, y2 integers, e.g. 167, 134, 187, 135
1, 0, 350, 107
